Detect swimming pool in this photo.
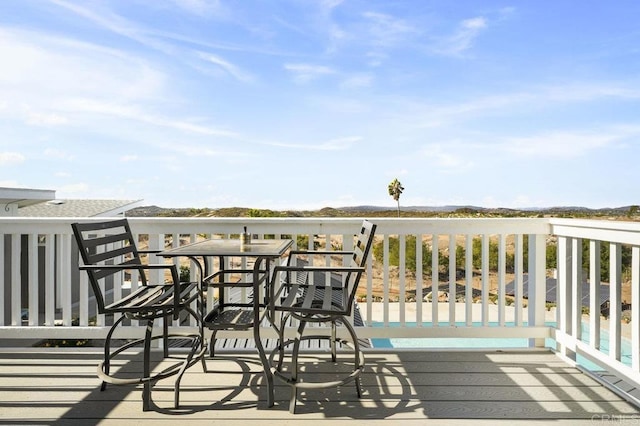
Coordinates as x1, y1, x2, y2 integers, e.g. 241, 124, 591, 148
370, 321, 633, 371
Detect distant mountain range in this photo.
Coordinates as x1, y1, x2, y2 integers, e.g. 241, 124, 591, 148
340, 205, 636, 213
129, 204, 638, 217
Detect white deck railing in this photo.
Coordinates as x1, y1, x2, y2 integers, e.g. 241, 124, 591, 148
1, 216, 639, 388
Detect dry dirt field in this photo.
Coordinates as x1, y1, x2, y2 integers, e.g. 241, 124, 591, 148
164, 232, 632, 307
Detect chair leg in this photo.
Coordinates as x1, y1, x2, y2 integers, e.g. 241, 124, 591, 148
209, 330, 218, 357
276, 313, 291, 371
289, 319, 307, 414
101, 315, 126, 391
173, 334, 202, 409
142, 319, 154, 411
163, 314, 169, 358
342, 317, 363, 398
330, 320, 337, 362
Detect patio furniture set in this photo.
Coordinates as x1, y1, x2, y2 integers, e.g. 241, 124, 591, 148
71, 218, 376, 414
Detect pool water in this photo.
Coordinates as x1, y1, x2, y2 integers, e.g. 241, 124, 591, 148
370, 321, 633, 371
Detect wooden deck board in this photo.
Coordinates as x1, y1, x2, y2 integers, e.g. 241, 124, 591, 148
1, 347, 638, 425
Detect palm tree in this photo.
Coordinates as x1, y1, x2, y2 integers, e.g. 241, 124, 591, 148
387, 178, 404, 217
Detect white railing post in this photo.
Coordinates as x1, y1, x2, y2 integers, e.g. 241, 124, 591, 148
28, 234, 38, 326
0, 234, 4, 326
498, 233, 506, 327
557, 236, 575, 361
589, 240, 601, 350
431, 233, 439, 325
514, 234, 524, 326
60, 234, 72, 326
448, 234, 456, 325
610, 242, 622, 361
415, 234, 423, 326
571, 238, 583, 345
465, 234, 473, 325
11, 234, 20, 326
45, 234, 55, 326
481, 234, 489, 325
632, 246, 639, 372
528, 234, 547, 348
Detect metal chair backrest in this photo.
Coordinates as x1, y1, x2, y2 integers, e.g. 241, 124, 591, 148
71, 219, 146, 314
344, 220, 376, 311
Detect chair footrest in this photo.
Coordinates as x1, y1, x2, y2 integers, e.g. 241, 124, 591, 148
204, 308, 255, 330
98, 333, 205, 386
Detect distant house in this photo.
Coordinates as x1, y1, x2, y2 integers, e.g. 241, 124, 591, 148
505, 273, 612, 315
18, 199, 142, 218
0, 187, 56, 217
1, 187, 143, 324
1, 187, 142, 218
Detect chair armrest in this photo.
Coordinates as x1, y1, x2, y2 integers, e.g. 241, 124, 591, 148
79, 264, 181, 284
79, 264, 176, 271
289, 250, 354, 256
273, 265, 365, 274
204, 268, 255, 282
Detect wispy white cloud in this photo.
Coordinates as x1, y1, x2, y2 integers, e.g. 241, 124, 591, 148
340, 73, 374, 89
49, 0, 176, 55
0, 152, 25, 166
58, 182, 89, 194
502, 131, 621, 158
284, 63, 336, 83
197, 52, 254, 82
431, 16, 488, 56
170, 0, 224, 17
362, 11, 418, 47
420, 143, 475, 171
25, 111, 69, 126
0, 27, 168, 122
265, 136, 361, 151
320, 0, 345, 10
403, 81, 640, 130
44, 148, 73, 161
59, 99, 238, 138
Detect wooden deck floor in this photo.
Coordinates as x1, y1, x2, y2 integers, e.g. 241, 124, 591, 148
1, 346, 639, 425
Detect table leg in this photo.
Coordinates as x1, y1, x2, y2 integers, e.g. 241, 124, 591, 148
254, 256, 275, 407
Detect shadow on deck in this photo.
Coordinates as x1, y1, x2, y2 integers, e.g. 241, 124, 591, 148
1, 347, 639, 425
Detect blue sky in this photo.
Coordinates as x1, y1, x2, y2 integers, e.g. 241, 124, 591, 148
1, 1, 639, 210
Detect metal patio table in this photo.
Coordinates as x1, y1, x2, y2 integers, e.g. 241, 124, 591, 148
159, 237, 293, 407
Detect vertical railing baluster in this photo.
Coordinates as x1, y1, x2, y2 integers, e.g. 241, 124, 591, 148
11, 234, 20, 326
399, 234, 406, 325
498, 233, 506, 326
45, 234, 55, 326
610, 242, 622, 361
465, 234, 473, 326
448, 234, 456, 326
571, 238, 583, 344
558, 236, 575, 361
589, 240, 601, 350
383, 234, 390, 326
431, 234, 439, 326
514, 234, 523, 326
416, 233, 423, 326
528, 234, 547, 348
481, 234, 489, 326
0, 233, 4, 326
28, 234, 38, 326
632, 246, 639, 372
60, 234, 72, 326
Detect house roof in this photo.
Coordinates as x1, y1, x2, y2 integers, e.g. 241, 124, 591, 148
0, 187, 55, 208
505, 274, 610, 307
17, 199, 143, 217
